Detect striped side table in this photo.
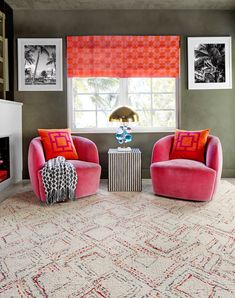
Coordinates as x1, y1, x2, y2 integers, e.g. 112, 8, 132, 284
108, 148, 142, 192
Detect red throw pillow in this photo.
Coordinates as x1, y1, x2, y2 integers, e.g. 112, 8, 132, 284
170, 129, 210, 162
38, 129, 78, 161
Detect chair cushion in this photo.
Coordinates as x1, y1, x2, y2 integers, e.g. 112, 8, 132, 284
38, 129, 78, 161
38, 160, 101, 202
170, 129, 209, 162
151, 159, 216, 201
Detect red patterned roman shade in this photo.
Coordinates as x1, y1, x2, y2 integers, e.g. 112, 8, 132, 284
67, 36, 180, 78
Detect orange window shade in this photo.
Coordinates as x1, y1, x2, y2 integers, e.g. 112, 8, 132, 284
67, 36, 180, 78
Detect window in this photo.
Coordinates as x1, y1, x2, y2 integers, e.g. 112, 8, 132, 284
68, 77, 178, 132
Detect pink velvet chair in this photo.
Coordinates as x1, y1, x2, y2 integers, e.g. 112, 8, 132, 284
150, 135, 222, 201
28, 136, 101, 202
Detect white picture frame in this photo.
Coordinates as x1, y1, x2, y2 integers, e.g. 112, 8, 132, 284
188, 36, 232, 90
18, 38, 63, 91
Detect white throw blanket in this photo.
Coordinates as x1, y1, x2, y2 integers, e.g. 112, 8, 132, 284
41, 156, 78, 205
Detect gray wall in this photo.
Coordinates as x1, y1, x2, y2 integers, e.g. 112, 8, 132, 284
13, 10, 235, 178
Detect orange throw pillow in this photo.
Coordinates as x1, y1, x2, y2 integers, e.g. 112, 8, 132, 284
38, 129, 78, 161
170, 129, 210, 162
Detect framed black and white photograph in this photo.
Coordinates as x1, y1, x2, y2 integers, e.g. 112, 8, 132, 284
188, 37, 232, 89
18, 38, 63, 91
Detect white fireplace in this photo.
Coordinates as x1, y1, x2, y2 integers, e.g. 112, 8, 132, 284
0, 99, 23, 191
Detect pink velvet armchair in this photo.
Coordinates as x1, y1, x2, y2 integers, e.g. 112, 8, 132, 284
28, 136, 101, 202
150, 135, 222, 201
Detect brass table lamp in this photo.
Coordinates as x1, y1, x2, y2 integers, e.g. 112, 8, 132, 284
108, 106, 139, 151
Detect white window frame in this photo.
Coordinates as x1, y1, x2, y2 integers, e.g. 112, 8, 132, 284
67, 77, 180, 133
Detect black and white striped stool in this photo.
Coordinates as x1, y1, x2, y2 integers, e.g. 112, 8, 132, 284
108, 148, 142, 192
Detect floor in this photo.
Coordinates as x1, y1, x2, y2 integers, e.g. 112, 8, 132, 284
0, 179, 235, 297
0, 179, 32, 203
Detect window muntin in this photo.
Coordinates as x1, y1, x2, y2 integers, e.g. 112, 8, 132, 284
69, 77, 177, 131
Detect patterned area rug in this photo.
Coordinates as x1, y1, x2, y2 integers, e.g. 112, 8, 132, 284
0, 180, 235, 297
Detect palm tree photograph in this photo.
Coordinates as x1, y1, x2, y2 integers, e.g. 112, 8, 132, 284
194, 43, 225, 83
188, 37, 232, 90
24, 45, 56, 85
18, 38, 62, 91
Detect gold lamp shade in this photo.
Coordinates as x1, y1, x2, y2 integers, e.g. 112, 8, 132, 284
108, 106, 139, 123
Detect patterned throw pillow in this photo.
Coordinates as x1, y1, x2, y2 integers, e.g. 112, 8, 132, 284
38, 129, 78, 161
170, 129, 210, 162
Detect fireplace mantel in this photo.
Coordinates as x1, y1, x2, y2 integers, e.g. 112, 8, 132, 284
0, 99, 23, 106
0, 99, 23, 191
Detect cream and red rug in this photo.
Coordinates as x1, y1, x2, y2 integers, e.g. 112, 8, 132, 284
0, 180, 235, 297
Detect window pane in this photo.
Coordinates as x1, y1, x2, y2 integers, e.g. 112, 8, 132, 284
95, 94, 119, 110
74, 94, 96, 110
87, 78, 120, 93
73, 78, 91, 94
97, 111, 111, 128
73, 77, 120, 94
74, 94, 118, 111
74, 111, 96, 128
153, 93, 175, 109
128, 78, 151, 93
136, 110, 152, 127
128, 94, 151, 110
71, 76, 177, 130
153, 111, 175, 128
152, 78, 175, 93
